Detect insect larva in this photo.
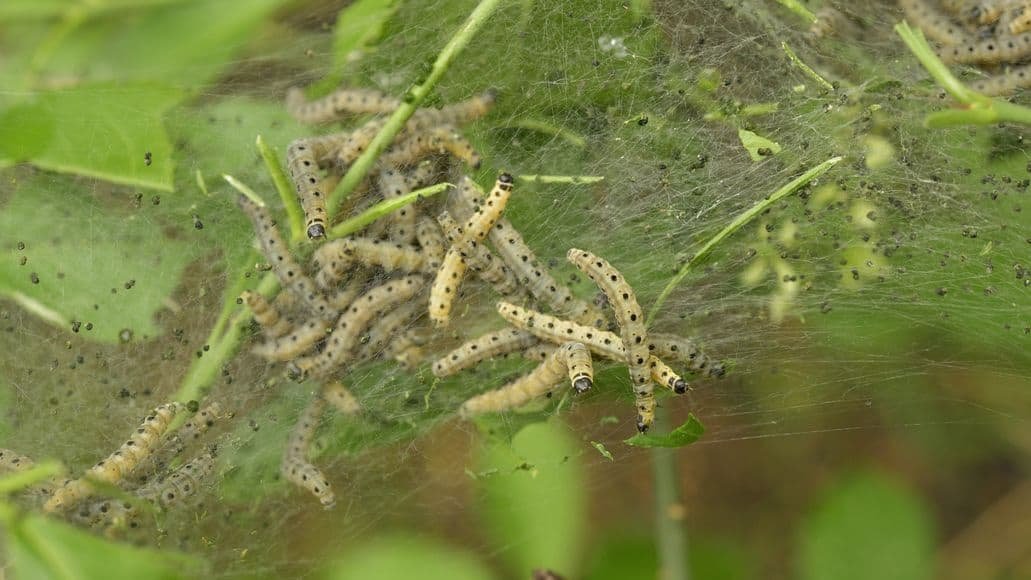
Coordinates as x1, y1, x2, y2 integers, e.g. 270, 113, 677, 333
404, 89, 497, 132
385, 328, 427, 370
237, 195, 334, 320
290, 276, 426, 379
497, 302, 689, 391
415, 216, 446, 271
970, 60, 1031, 95
566, 249, 654, 432
287, 134, 352, 240
335, 117, 388, 168
938, 29, 1031, 64
135, 402, 223, 484
0, 448, 34, 473
322, 381, 361, 416
451, 178, 604, 326
1008, 7, 1031, 34
522, 343, 556, 362
357, 301, 420, 361
900, 0, 972, 46
252, 318, 330, 362
286, 87, 400, 124
432, 328, 539, 378
429, 174, 515, 326
315, 237, 430, 289
328, 280, 364, 310
142, 450, 218, 508
437, 211, 524, 298
375, 167, 418, 244
240, 291, 292, 338
282, 394, 335, 508
379, 125, 483, 169
44, 403, 183, 512
649, 334, 725, 378
460, 342, 593, 417
428, 247, 469, 327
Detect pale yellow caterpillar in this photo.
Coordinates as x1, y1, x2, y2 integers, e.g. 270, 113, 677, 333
290, 276, 426, 379
328, 280, 364, 310
315, 237, 431, 289
497, 301, 689, 393
429, 174, 514, 326
135, 402, 223, 484
451, 178, 604, 326
522, 343, 556, 362
282, 394, 335, 507
375, 167, 419, 244
460, 342, 593, 416
322, 381, 361, 416
240, 291, 292, 338
900, 0, 972, 45
1008, 5, 1031, 34
436, 211, 523, 298
45, 403, 183, 512
432, 328, 539, 378
252, 318, 331, 362
286, 87, 401, 124
237, 195, 334, 320
385, 329, 427, 370
970, 61, 1031, 95
0, 448, 34, 473
566, 249, 654, 432
650, 334, 725, 378
379, 125, 483, 169
287, 132, 356, 239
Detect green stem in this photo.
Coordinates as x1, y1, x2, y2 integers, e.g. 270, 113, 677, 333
326, 0, 503, 213
256, 135, 305, 244
895, 21, 1031, 126
651, 405, 689, 580
647, 155, 842, 324
781, 42, 834, 92
505, 118, 587, 148
0, 461, 63, 496
222, 174, 266, 207
328, 182, 452, 239
775, 0, 816, 24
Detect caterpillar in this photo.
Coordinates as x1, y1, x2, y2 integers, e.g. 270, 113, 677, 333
971, 61, 1031, 95
650, 334, 726, 378
900, 0, 973, 45
328, 279, 364, 310
432, 328, 539, 378
566, 249, 654, 432
134, 402, 223, 484
415, 216, 446, 271
496, 302, 689, 393
282, 394, 335, 508
0, 448, 34, 473
315, 237, 431, 289
429, 174, 515, 326
451, 177, 605, 326
144, 449, 218, 508
1008, 6, 1031, 34
286, 87, 401, 125
375, 167, 419, 244
44, 403, 183, 512
252, 318, 331, 362
385, 328, 427, 370
378, 125, 482, 169
237, 195, 334, 320
240, 291, 293, 339
287, 133, 354, 239
522, 343, 557, 362
459, 342, 593, 416
436, 211, 523, 298
322, 381, 361, 416
290, 275, 426, 379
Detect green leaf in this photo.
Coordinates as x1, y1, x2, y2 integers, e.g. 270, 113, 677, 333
39, 0, 291, 88
0, 175, 196, 343
624, 414, 704, 448
0, 84, 182, 190
737, 128, 782, 161
478, 420, 586, 578
333, 0, 399, 69
3, 510, 207, 579
325, 534, 496, 580
798, 472, 934, 580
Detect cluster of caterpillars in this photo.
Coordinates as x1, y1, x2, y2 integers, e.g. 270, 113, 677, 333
1, 402, 223, 533
235, 85, 724, 506
901, 0, 1031, 95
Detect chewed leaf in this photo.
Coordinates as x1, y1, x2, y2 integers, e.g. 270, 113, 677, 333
0, 175, 195, 343
624, 414, 705, 448
738, 128, 782, 161
0, 84, 182, 190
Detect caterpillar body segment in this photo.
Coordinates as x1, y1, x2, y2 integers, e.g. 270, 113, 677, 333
252, 318, 331, 362
357, 301, 420, 361
404, 89, 497, 132
428, 247, 469, 327
237, 195, 334, 319
315, 237, 430, 289
459, 342, 593, 417
322, 382, 361, 416
971, 61, 1031, 94
286, 87, 400, 124
375, 167, 418, 243
459, 173, 514, 242
287, 135, 349, 239
565, 249, 654, 432
385, 329, 428, 370
900, 0, 973, 45
282, 394, 335, 508
290, 276, 426, 380
647, 357, 688, 394
938, 30, 1031, 64
143, 450, 218, 509
379, 125, 482, 170
432, 328, 539, 378
44, 403, 183, 512
650, 334, 725, 378
415, 216, 446, 271
137, 402, 223, 483
241, 291, 293, 338
522, 343, 557, 362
